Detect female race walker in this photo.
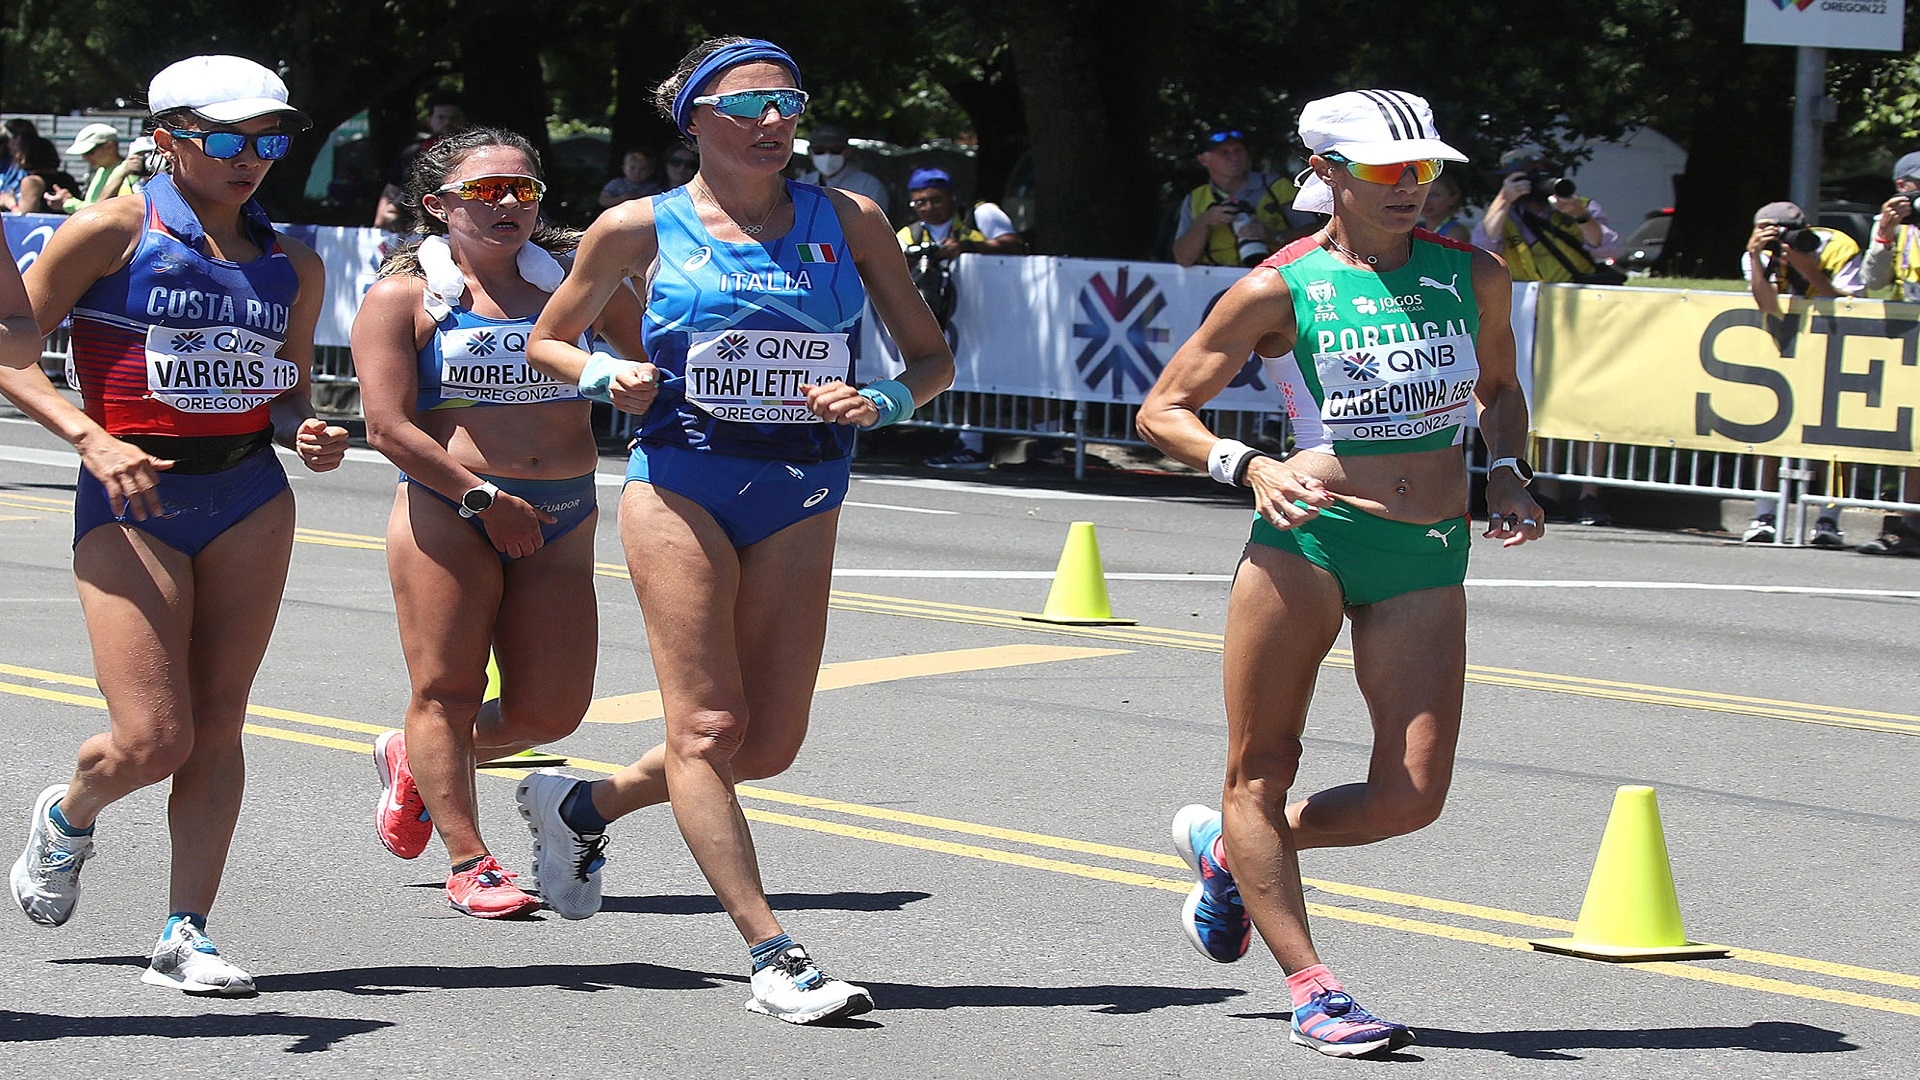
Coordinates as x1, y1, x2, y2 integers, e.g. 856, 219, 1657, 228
2, 55, 347, 994
354, 128, 643, 918
524, 37, 953, 1024
1138, 90, 1545, 1058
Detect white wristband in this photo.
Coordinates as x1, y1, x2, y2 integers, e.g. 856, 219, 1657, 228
1207, 439, 1260, 486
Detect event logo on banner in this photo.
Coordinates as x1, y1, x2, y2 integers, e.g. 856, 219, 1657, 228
1073, 267, 1170, 396
1744, 0, 1902, 51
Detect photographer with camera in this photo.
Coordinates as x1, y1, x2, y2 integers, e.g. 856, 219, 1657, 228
1172, 127, 1315, 268
1473, 148, 1620, 284
1743, 201, 1864, 315
1855, 157, 1920, 556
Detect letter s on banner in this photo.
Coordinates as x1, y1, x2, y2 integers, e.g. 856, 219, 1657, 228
1695, 308, 1792, 444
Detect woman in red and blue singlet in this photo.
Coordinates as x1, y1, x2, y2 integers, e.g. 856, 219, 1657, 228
1140, 89, 1544, 1058
351, 127, 643, 920
0, 56, 347, 996
526, 37, 952, 1024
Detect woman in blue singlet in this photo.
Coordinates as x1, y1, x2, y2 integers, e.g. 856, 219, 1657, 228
1139, 90, 1544, 1058
526, 36, 952, 1024
0, 56, 348, 995
352, 128, 644, 919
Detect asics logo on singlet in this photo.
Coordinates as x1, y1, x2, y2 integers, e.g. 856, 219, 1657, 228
716, 332, 752, 362
171, 330, 208, 354
804, 488, 830, 507
467, 331, 497, 357
682, 246, 714, 272
1343, 354, 1379, 380
1417, 274, 1461, 303
1426, 526, 1458, 547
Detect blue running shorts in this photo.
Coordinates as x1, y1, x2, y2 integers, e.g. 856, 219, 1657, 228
625, 441, 849, 548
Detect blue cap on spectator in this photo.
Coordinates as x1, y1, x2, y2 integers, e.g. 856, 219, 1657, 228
908, 167, 952, 190
1894, 152, 1920, 182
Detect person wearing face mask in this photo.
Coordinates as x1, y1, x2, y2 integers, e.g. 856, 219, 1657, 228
800, 122, 889, 214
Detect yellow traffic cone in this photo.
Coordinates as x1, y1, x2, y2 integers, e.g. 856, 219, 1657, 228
1529, 785, 1727, 962
475, 652, 569, 770
1022, 521, 1136, 626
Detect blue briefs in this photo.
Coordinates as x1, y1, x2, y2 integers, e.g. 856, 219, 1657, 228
404, 472, 598, 561
625, 441, 849, 548
73, 444, 288, 557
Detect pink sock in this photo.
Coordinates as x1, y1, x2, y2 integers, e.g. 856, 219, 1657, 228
1286, 964, 1343, 1009
1209, 836, 1230, 873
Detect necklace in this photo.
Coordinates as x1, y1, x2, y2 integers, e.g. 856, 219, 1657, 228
1322, 230, 1407, 268
695, 179, 782, 235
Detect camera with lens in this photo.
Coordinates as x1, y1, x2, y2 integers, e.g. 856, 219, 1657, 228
1522, 168, 1577, 200
1218, 199, 1269, 266
1769, 226, 1823, 255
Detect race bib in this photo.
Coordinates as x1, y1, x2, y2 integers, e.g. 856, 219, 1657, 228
144, 324, 297, 414
683, 329, 850, 424
438, 322, 580, 404
1314, 332, 1479, 445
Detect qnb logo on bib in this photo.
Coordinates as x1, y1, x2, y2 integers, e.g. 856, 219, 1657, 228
144, 323, 296, 413
683, 329, 851, 424
1314, 331, 1479, 444
438, 323, 581, 404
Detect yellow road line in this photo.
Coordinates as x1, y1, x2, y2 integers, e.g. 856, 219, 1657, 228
5, 666, 1917, 1015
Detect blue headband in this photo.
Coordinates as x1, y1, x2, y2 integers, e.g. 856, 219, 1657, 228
671, 39, 803, 135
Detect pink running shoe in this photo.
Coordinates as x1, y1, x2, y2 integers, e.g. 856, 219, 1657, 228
373, 731, 432, 860
446, 856, 541, 918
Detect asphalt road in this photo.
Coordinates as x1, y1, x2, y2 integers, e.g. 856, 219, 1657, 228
0, 412, 1915, 1078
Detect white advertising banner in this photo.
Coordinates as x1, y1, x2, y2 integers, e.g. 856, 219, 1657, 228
1744, 0, 1904, 51
861, 254, 1537, 417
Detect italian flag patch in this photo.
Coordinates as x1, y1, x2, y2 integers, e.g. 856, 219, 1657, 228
795, 243, 838, 264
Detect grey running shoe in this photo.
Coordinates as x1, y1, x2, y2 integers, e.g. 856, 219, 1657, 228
10, 784, 92, 927
1741, 515, 1777, 544
745, 944, 873, 1024
515, 770, 607, 920
1858, 517, 1920, 556
1808, 518, 1846, 549
141, 922, 256, 996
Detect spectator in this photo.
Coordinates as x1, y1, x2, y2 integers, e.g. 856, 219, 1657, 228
52, 124, 135, 213
1171, 127, 1312, 268
0, 120, 34, 210
1739, 200, 1863, 547
1853, 162, 1920, 555
372, 89, 467, 230
599, 147, 663, 208
661, 144, 697, 190
10, 135, 80, 215
1418, 170, 1472, 242
1476, 148, 1624, 525
801, 123, 889, 213
897, 166, 1026, 470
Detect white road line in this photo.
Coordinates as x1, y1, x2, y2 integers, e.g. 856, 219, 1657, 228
856, 476, 1158, 503
844, 501, 957, 515
830, 570, 1920, 598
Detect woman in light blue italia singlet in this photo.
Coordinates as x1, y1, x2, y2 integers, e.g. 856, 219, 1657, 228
0, 56, 348, 996
1138, 90, 1546, 1059
525, 37, 952, 1024
351, 128, 645, 921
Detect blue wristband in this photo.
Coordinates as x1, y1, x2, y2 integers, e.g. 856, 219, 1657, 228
857, 378, 914, 429
577, 353, 642, 404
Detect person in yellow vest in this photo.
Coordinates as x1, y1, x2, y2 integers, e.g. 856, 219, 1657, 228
52, 124, 137, 213
1856, 159, 1920, 554
1172, 127, 1315, 267
1472, 148, 1620, 283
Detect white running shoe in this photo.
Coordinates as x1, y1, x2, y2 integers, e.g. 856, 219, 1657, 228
11, 784, 93, 927
141, 922, 256, 996
515, 769, 607, 920
745, 945, 873, 1024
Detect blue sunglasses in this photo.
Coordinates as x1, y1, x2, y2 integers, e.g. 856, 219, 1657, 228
167, 129, 292, 161
1203, 130, 1246, 147
690, 88, 810, 120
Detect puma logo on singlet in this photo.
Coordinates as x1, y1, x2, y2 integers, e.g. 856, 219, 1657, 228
1417, 274, 1461, 303
1426, 526, 1458, 547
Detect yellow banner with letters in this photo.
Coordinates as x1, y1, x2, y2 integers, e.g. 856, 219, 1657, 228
1531, 286, 1920, 467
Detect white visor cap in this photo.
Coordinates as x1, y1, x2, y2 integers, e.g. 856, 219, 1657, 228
149, 55, 311, 129
1292, 89, 1466, 214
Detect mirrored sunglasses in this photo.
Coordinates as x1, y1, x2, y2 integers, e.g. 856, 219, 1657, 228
692, 88, 810, 120
1203, 130, 1245, 146
436, 174, 547, 203
1322, 151, 1443, 185
167, 129, 292, 161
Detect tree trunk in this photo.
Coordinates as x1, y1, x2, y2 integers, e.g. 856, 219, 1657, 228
608, 6, 688, 181
1659, 42, 1796, 276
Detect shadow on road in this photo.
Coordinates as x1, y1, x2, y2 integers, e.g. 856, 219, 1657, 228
867, 980, 1246, 1014
0, 1008, 392, 1053
598, 889, 934, 915
1229, 1016, 1858, 1059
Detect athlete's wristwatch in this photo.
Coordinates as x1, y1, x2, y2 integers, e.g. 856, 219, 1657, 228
458, 481, 500, 518
1488, 457, 1535, 486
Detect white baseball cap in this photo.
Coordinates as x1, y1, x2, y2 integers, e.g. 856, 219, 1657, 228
148, 55, 311, 129
64, 123, 120, 156
1292, 89, 1466, 213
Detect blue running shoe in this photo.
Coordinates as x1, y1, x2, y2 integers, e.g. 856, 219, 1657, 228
1170, 804, 1250, 962
1291, 990, 1415, 1058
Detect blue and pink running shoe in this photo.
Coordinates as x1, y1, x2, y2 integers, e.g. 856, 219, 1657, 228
1291, 989, 1415, 1057
1170, 804, 1250, 963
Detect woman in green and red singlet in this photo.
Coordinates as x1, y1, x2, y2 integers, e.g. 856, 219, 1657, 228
1138, 89, 1544, 1060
